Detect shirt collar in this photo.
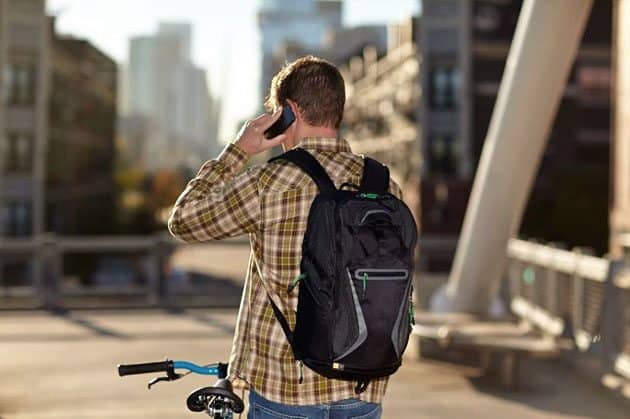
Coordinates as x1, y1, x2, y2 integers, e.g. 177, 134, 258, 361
293, 137, 352, 153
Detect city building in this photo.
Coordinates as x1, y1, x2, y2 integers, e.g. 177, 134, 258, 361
47, 26, 118, 235
125, 23, 219, 171
271, 24, 389, 78
325, 25, 387, 63
0, 1, 119, 286
258, 0, 342, 102
0, 0, 48, 241
341, 16, 425, 260
420, 0, 612, 260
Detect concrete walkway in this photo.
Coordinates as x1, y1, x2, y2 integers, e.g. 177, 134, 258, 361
0, 309, 626, 419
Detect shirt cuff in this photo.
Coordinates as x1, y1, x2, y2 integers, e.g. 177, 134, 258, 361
219, 142, 249, 167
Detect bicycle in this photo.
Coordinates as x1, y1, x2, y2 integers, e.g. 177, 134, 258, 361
117, 359, 244, 418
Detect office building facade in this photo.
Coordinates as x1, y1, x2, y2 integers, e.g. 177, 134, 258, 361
420, 0, 612, 259
258, 0, 342, 102
0, 0, 48, 240
126, 23, 219, 171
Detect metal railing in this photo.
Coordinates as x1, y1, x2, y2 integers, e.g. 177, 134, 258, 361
506, 238, 630, 381
0, 233, 248, 309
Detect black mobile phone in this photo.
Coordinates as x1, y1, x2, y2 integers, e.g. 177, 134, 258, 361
264, 105, 295, 139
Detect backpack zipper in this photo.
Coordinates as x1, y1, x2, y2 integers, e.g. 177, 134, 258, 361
353, 268, 408, 280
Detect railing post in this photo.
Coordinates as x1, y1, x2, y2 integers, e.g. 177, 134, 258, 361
601, 260, 626, 369
546, 243, 560, 316
507, 255, 520, 303
147, 236, 161, 306
572, 247, 585, 347
148, 232, 175, 307
36, 233, 60, 309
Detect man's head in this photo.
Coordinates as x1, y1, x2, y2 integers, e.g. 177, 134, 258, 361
265, 55, 345, 149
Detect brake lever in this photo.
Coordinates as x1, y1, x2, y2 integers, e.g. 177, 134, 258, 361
148, 375, 179, 389
147, 363, 182, 389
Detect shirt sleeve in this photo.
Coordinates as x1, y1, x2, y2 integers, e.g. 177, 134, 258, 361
389, 178, 403, 200
167, 143, 262, 243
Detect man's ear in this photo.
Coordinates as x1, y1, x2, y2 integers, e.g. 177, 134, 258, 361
286, 99, 301, 122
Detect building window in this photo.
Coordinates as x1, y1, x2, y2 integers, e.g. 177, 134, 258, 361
2, 201, 32, 237
4, 132, 33, 173
2, 67, 12, 105
429, 134, 456, 176
429, 66, 458, 110
6, 64, 36, 106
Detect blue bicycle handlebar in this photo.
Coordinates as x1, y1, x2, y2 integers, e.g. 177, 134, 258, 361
118, 360, 228, 379
172, 361, 220, 375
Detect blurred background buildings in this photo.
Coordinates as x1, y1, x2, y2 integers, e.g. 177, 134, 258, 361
417, 0, 612, 267
123, 23, 220, 171
2, 0, 630, 413
0, 0, 623, 312
258, 0, 342, 104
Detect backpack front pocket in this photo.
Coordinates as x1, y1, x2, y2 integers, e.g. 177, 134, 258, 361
332, 267, 411, 369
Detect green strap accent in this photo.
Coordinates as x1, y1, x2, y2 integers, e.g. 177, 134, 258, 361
358, 193, 379, 199
362, 273, 368, 298
288, 273, 306, 293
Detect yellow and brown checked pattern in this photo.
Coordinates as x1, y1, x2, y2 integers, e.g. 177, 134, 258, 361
169, 137, 402, 405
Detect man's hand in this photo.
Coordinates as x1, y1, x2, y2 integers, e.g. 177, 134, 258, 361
234, 108, 287, 156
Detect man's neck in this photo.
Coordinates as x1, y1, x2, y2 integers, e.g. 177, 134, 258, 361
297, 124, 338, 140
283, 124, 339, 151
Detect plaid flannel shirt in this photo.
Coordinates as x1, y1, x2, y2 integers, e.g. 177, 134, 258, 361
168, 137, 402, 405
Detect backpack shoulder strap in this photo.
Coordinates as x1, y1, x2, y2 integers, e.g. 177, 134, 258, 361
252, 253, 295, 347
360, 157, 390, 194
269, 148, 336, 194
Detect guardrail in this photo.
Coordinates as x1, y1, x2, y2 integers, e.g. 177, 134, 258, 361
506, 238, 630, 382
0, 233, 248, 309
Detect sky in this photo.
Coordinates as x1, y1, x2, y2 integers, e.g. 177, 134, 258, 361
46, 0, 420, 143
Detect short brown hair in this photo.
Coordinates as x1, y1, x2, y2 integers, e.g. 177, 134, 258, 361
265, 56, 346, 129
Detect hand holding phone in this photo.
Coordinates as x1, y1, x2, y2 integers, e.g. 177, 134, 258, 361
234, 106, 290, 156
264, 104, 295, 139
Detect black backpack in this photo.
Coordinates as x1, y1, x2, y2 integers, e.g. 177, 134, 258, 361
265, 148, 418, 393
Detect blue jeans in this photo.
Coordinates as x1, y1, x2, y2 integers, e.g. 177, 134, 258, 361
248, 390, 382, 419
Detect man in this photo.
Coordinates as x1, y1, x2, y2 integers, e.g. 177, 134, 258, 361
169, 56, 401, 418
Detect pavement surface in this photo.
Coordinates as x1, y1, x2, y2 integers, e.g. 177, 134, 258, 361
0, 309, 627, 419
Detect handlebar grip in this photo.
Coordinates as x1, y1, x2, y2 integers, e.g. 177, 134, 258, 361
118, 361, 171, 377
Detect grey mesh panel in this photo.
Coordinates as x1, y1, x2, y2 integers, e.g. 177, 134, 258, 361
391, 281, 412, 357
334, 269, 368, 361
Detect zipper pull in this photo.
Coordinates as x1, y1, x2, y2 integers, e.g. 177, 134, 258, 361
288, 273, 306, 293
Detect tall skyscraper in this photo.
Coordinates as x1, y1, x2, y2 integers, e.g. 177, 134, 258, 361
258, 0, 342, 103
125, 23, 219, 170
